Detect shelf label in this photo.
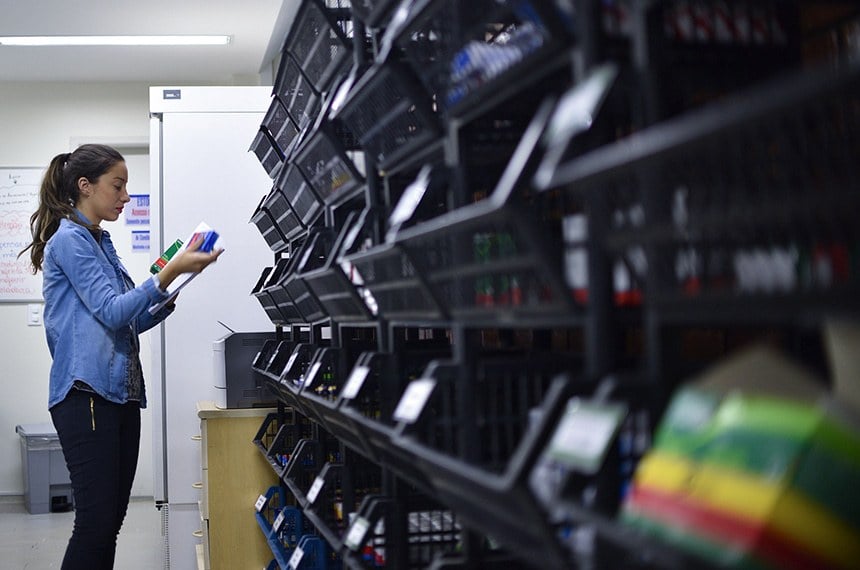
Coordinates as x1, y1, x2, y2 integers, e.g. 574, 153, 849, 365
284, 352, 300, 375
304, 361, 322, 388
340, 365, 370, 400
393, 378, 436, 424
344, 516, 370, 551
545, 399, 626, 474
254, 494, 267, 513
288, 546, 304, 569
273, 509, 286, 533
307, 475, 325, 505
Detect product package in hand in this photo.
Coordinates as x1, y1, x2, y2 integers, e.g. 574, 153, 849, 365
148, 222, 223, 314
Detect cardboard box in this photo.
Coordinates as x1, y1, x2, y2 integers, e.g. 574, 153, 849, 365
623, 345, 860, 570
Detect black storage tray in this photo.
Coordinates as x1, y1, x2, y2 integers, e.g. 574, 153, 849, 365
268, 187, 305, 243
274, 342, 324, 415
338, 346, 452, 496
252, 412, 282, 460
252, 187, 304, 250
303, 458, 382, 553
301, 209, 376, 322
394, 0, 569, 118
273, 52, 322, 130
263, 96, 301, 160
342, 207, 447, 321
275, 163, 324, 230
294, 347, 346, 429
341, 493, 464, 570
250, 193, 289, 253
349, 0, 399, 27
252, 339, 295, 398
283, 229, 331, 323
252, 263, 292, 326
250, 129, 283, 178
389, 99, 573, 325
258, 256, 306, 326
543, 61, 860, 323
334, 58, 441, 172
282, 433, 343, 509
293, 115, 365, 206
265, 410, 315, 479
284, 0, 354, 93
391, 365, 575, 569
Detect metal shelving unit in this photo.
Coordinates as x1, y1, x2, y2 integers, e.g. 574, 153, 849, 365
244, 1, 860, 569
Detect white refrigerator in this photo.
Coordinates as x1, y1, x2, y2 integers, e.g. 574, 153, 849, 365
148, 86, 274, 569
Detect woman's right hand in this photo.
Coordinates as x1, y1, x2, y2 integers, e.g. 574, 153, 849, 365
155, 236, 224, 292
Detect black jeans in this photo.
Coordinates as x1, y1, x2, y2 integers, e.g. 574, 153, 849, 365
50, 389, 141, 570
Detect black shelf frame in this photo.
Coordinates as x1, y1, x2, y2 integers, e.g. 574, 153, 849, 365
246, 3, 860, 569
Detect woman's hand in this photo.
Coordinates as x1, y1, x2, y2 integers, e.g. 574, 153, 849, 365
155, 236, 224, 292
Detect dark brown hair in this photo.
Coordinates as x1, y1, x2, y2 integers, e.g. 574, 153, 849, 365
19, 144, 125, 273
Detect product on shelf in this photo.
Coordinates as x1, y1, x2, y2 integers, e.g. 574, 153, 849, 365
623, 344, 860, 570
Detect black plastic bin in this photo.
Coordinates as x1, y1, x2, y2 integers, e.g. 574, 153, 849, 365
284, 0, 355, 94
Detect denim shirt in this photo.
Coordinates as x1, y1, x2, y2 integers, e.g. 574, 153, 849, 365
43, 214, 173, 409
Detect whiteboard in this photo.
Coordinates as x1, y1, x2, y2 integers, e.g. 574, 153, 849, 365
0, 167, 44, 302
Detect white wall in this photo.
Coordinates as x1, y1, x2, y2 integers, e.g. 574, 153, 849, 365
0, 82, 157, 498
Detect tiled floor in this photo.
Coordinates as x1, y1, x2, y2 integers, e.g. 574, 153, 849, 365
0, 496, 163, 569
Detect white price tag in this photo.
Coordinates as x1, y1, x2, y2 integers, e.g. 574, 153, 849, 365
273, 510, 286, 533
307, 476, 325, 504
254, 494, 267, 513
546, 400, 626, 474
288, 546, 304, 569
284, 352, 299, 375
344, 516, 370, 550
340, 365, 370, 400
304, 362, 322, 387
393, 378, 436, 424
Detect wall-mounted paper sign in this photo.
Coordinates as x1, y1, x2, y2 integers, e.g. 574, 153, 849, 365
131, 230, 150, 252
126, 194, 150, 225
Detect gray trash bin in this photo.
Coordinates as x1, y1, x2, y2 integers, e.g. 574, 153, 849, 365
15, 423, 74, 514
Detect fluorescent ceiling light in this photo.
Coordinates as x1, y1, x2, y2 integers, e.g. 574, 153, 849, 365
0, 35, 232, 46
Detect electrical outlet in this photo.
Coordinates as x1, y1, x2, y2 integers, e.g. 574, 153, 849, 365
27, 304, 42, 326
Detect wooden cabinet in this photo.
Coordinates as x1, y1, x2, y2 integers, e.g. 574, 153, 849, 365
197, 402, 277, 570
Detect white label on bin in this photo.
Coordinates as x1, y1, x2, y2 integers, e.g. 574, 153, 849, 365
304, 362, 322, 388
344, 516, 370, 550
546, 400, 626, 474
393, 378, 436, 424
288, 546, 304, 569
284, 352, 299, 374
273, 509, 286, 533
341, 365, 370, 400
254, 494, 267, 513
307, 476, 325, 505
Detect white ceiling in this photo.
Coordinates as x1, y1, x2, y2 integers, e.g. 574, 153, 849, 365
0, 0, 298, 84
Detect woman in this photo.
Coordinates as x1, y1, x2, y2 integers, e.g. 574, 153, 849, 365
19, 144, 222, 569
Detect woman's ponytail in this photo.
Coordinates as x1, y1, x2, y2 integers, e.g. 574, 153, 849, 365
18, 144, 123, 273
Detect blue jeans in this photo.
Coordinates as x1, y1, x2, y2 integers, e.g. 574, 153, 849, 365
50, 389, 141, 570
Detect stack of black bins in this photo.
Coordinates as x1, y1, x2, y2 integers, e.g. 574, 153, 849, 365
251, 264, 287, 327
